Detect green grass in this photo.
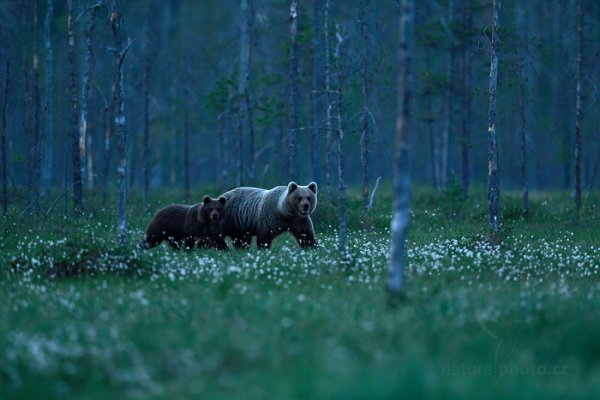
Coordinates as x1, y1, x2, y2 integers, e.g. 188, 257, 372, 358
1, 187, 600, 399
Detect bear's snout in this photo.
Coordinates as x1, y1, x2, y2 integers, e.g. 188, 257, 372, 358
210, 211, 221, 221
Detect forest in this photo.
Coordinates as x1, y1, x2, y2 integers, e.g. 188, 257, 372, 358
1, 0, 600, 399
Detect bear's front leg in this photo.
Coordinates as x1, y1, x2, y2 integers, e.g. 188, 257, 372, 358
213, 236, 229, 251
290, 218, 317, 249
231, 234, 252, 249
256, 233, 273, 249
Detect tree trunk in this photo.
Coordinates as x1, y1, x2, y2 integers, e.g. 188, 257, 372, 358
68, 0, 82, 211
43, 0, 54, 193
425, 49, 438, 190
574, 0, 583, 210
323, 0, 332, 195
441, 0, 456, 189
220, 85, 232, 186
517, 2, 529, 216
23, 56, 30, 204
388, 0, 414, 297
487, 0, 501, 234
460, 0, 472, 197
110, 1, 131, 245
102, 83, 114, 203
2, 56, 9, 219
360, 0, 371, 209
80, 5, 99, 192
30, 0, 41, 213
333, 23, 347, 260
288, 0, 299, 181
142, 0, 157, 213
245, 0, 255, 183
183, 84, 190, 200
142, 56, 150, 212
237, 0, 250, 187
311, 0, 322, 183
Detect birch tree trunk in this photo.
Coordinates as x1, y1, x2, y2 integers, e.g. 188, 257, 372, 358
460, 0, 472, 197
67, 0, 82, 211
323, 0, 333, 195
360, 0, 371, 209
2, 56, 9, 219
43, 0, 54, 193
245, 0, 255, 183
388, 0, 414, 297
517, 2, 529, 216
310, 0, 322, 183
288, 0, 299, 181
110, 1, 131, 245
183, 84, 190, 201
80, 5, 99, 192
574, 0, 583, 210
334, 23, 347, 260
487, 0, 501, 234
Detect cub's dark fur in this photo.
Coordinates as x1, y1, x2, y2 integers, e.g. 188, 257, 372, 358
144, 196, 228, 250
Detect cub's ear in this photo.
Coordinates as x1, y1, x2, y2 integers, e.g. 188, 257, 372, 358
288, 181, 299, 193
203, 195, 211, 205
308, 182, 318, 194
218, 196, 227, 205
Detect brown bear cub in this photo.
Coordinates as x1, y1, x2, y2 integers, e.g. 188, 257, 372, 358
144, 196, 228, 250
221, 181, 318, 249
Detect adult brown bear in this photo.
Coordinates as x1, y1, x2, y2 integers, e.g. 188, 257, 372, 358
221, 181, 318, 249
144, 196, 228, 250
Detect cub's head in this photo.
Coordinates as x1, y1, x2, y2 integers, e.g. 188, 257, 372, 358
286, 181, 318, 217
200, 195, 227, 223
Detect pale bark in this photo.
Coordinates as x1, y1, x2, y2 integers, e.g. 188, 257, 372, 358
311, 0, 322, 183
183, 84, 190, 200
288, 0, 299, 181
388, 0, 414, 296
80, 5, 99, 191
487, 0, 501, 234
334, 23, 347, 259
574, 0, 583, 210
323, 0, 333, 194
110, 0, 131, 245
43, 0, 54, 192
360, 0, 371, 209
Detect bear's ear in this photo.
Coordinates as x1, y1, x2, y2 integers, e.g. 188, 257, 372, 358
203, 195, 211, 205
218, 196, 226, 205
308, 182, 318, 194
288, 181, 299, 193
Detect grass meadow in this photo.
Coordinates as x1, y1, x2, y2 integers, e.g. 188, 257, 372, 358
1, 185, 600, 399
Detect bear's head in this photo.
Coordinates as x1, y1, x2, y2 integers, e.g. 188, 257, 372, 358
200, 195, 227, 223
286, 181, 318, 217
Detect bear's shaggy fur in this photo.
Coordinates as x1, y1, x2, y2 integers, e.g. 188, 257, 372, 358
144, 196, 228, 250
221, 181, 318, 249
